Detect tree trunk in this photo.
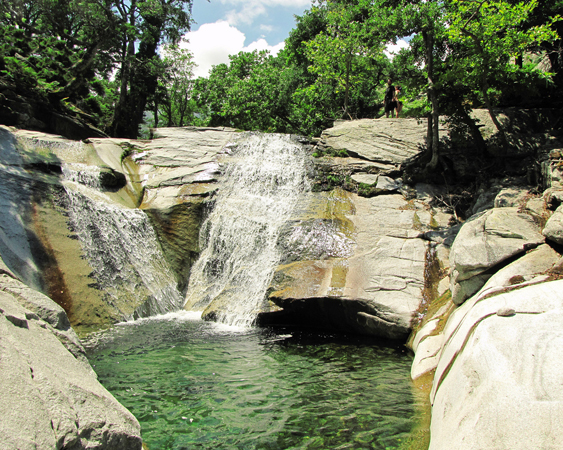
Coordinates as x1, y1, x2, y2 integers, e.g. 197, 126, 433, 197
58, 42, 101, 99
112, 31, 162, 137
464, 30, 508, 149
343, 51, 352, 120
423, 30, 439, 170
427, 115, 433, 157
455, 102, 487, 156
110, 0, 137, 137
153, 100, 159, 128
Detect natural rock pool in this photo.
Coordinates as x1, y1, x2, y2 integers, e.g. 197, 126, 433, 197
87, 312, 423, 450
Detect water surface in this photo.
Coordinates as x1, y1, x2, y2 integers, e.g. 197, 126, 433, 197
88, 312, 418, 450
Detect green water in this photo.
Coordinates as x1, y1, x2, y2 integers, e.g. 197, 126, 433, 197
87, 312, 418, 450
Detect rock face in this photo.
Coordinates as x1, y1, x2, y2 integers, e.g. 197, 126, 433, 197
4, 113, 563, 449
449, 208, 545, 305
265, 189, 436, 339
318, 118, 446, 165
0, 125, 236, 332
91, 126, 237, 294
0, 260, 142, 450
262, 119, 454, 339
391, 109, 563, 449
429, 280, 563, 450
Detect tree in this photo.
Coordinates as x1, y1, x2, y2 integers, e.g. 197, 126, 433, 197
193, 50, 294, 132
0, 0, 119, 119
156, 42, 196, 127
0, 0, 195, 138
371, 0, 449, 169
445, 0, 560, 147
304, 0, 386, 119
109, 0, 194, 138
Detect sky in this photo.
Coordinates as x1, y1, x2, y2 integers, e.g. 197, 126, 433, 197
182, 0, 311, 77
182, 0, 410, 78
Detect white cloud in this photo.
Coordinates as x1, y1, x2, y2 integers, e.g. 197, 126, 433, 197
225, 3, 267, 26
183, 21, 285, 78
219, 0, 311, 26
384, 39, 410, 60
243, 38, 284, 55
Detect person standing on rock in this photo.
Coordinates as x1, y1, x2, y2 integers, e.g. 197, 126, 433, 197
395, 85, 403, 117
384, 79, 398, 118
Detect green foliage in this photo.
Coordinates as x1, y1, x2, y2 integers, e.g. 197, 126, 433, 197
152, 42, 196, 127
445, 0, 560, 106
1, 0, 561, 143
0, 0, 194, 137
312, 147, 349, 158
303, 1, 386, 118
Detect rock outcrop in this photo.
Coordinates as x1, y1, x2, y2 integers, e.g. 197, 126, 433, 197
0, 125, 236, 332
449, 207, 545, 305
429, 280, 563, 450
264, 189, 447, 339
91, 126, 238, 294
3, 109, 563, 449
318, 118, 446, 165
259, 119, 454, 339
0, 259, 142, 450
408, 111, 563, 449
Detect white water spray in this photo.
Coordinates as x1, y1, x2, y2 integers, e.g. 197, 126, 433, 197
184, 134, 310, 327
61, 164, 183, 319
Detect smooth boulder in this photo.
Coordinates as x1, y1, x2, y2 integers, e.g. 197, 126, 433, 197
0, 269, 142, 450
449, 208, 545, 305
429, 280, 563, 450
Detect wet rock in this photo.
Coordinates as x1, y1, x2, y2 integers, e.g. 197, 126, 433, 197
0, 126, 234, 331
98, 167, 127, 189
267, 190, 451, 339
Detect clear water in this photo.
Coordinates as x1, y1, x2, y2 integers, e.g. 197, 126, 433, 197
87, 313, 418, 450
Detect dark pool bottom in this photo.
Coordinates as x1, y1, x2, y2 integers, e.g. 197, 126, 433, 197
87, 312, 419, 450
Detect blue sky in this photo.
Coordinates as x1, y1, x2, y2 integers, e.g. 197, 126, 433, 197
184, 0, 313, 77
182, 0, 409, 78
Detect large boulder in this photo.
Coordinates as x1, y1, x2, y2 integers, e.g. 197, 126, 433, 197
263, 189, 451, 339
543, 204, 563, 245
317, 118, 446, 166
429, 280, 563, 450
449, 208, 545, 305
0, 266, 141, 450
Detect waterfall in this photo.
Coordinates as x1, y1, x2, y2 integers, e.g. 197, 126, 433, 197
184, 133, 310, 327
61, 163, 183, 319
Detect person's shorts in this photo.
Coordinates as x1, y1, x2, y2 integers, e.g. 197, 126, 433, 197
385, 101, 397, 113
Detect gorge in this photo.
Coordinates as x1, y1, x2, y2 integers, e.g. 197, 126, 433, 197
1, 109, 563, 449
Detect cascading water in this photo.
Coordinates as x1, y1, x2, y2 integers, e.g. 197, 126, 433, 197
184, 133, 310, 326
61, 163, 183, 319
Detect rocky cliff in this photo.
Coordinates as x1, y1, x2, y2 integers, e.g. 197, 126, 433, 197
1, 107, 563, 448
